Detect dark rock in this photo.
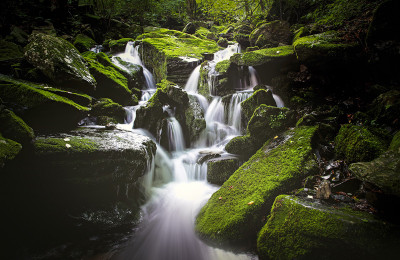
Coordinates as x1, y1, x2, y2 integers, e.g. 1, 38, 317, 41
91, 98, 126, 125
315, 179, 331, 199
241, 89, 276, 120
249, 20, 292, 48
198, 152, 221, 164
73, 34, 96, 53
0, 133, 22, 169
207, 157, 240, 185
368, 90, 400, 128
0, 108, 34, 145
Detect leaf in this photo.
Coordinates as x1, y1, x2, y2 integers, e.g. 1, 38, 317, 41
218, 196, 223, 200
66, 144, 71, 148
247, 201, 254, 205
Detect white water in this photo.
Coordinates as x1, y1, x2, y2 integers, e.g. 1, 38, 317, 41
112, 43, 259, 260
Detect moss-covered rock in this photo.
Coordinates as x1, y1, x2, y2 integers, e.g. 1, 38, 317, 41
84, 55, 134, 106
109, 38, 135, 53
249, 20, 292, 48
257, 195, 400, 260
111, 56, 145, 91
194, 27, 217, 41
335, 124, 388, 163
0, 133, 22, 169
0, 75, 89, 132
389, 131, 400, 151
24, 33, 96, 94
247, 105, 292, 140
0, 108, 34, 144
368, 90, 400, 128
91, 98, 126, 125
231, 45, 295, 67
241, 89, 276, 120
207, 157, 240, 185
296, 114, 317, 127
137, 28, 220, 85
225, 134, 258, 160
195, 126, 319, 246
233, 23, 252, 50
217, 37, 228, 48
73, 34, 96, 53
293, 31, 360, 70
0, 40, 24, 74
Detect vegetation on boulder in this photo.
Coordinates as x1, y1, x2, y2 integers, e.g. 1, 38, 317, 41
73, 34, 96, 53
0, 108, 34, 144
0, 133, 22, 169
230, 45, 296, 67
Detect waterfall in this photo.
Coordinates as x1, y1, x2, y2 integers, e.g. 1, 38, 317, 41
185, 65, 201, 93
112, 42, 156, 89
112, 43, 257, 260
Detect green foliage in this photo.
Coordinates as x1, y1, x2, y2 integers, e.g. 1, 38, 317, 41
0, 133, 22, 168
230, 45, 295, 66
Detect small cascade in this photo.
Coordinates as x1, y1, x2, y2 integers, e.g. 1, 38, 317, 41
247, 66, 259, 89
226, 90, 253, 133
112, 42, 156, 89
184, 65, 201, 93
166, 117, 186, 152
90, 45, 103, 53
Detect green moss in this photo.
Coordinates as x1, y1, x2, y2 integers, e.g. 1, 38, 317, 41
34, 137, 99, 156
230, 45, 295, 66
335, 124, 388, 163
225, 134, 258, 159
0, 40, 23, 61
0, 74, 89, 112
137, 28, 220, 60
292, 26, 308, 43
0, 109, 34, 144
241, 89, 276, 120
215, 60, 230, 74
73, 34, 96, 53
290, 96, 307, 108
296, 114, 317, 127
257, 194, 398, 259
91, 98, 126, 124
0, 133, 22, 168
195, 126, 318, 245
194, 27, 216, 40
389, 131, 400, 151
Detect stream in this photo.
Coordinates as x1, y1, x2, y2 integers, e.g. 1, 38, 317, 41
105, 42, 283, 260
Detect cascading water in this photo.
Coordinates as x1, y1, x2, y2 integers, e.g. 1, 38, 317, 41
226, 90, 253, 133
112, 42, 258, 260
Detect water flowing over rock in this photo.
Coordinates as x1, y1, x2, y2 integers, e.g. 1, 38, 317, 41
24, 33, 96, 94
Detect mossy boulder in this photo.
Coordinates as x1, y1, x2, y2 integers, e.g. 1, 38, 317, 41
112, 56, 145, 90
109, 38, 135, 53
247, 105, 292, 141
207, 157, 240, 185
73, 34, 96, 53
241, 89, 276, 120
389, 131, 400, 150
195, 126, 319, 246
225, 134, 258, 160
24, 33, 96, 94
335, 124, 388, 163
231, 45, 295, 67
0, 40, 24, 74
296, 114, 317, 127
217, 37, 228, 48
249, 20, 292, 48
233, 23, 252, 49
91, 98, 126, 125
84, 54, 135, 106
194, 27, 217, 41
257, 195, 400, 260
293, 31, 360, 70
137, 28, 220, 85
368, 90, 400, 128
0, 108, 34, 144
0, 75, 89, 132
0, 133, 22, 169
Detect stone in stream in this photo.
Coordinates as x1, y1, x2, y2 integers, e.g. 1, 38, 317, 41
136, 28, 220, 85
195, 126, 319, 246
257, 195, 400, 259
241, 89, 276, 120
90, 98, 126, 125
207, 157, 241, 185
0, 108, 34, 145
24, 32, 96, 94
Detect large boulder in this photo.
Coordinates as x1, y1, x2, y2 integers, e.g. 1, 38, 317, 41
91, 98, 126, 125
257, 195, 400, 259
335, 124, 388, 163
249, 20, 292, 48
349, 132, 400, 197
225, 134, 258, 160
233, 23, 252, 50
0, 75, 89, 132
137, 28, 220, 85
24, 33, 96, 94
73, 34, 96, 53
0, 108, 34, 145
83, 52, 135, 106
293, 31, 360, 71
195, 126, 319, 246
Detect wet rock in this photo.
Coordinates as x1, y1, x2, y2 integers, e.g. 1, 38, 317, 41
195, 126, 319, 246
109, 38, 135, 54
207, 157, 240, 185
335, 124, 388, 163
73, 34, 96, 53
225, 134, 258, 160
186, 95, 206, 144
241, 89, 276, 120
0, 39, 24, 75
0, 108, 34, 145
316, 179, 331, 199
368, 90, 400, 128
257, 195, 400, 259
296, 114, 317, 127
0, 75, 89, 132
24, 33, 96, 94
198, 152, 221, 165
217, 37, 228, 48
249, 20, 292, 48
